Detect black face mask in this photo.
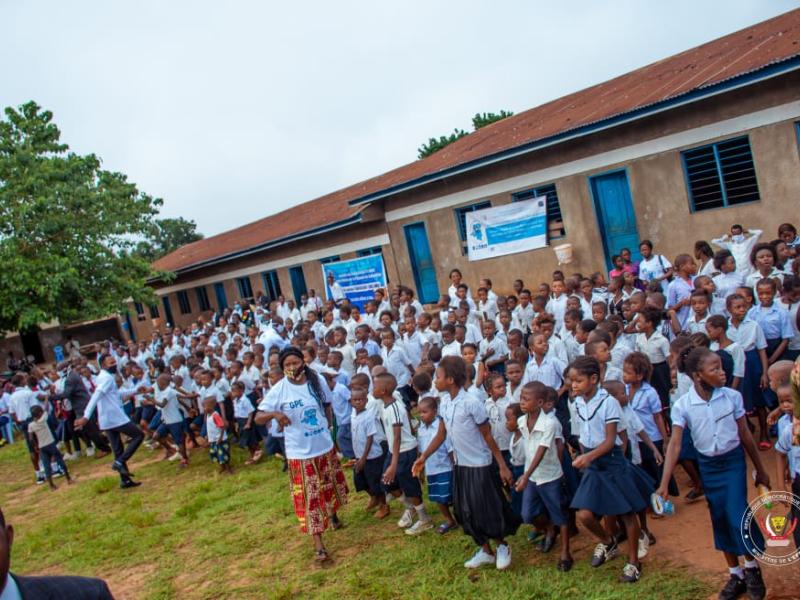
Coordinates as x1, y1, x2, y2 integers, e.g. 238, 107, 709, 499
106, 365, 118, 375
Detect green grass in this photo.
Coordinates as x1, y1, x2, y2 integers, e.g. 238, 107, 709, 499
0, 442, 710, 599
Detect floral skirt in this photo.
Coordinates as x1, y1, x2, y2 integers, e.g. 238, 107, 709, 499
288, 449, 349, 535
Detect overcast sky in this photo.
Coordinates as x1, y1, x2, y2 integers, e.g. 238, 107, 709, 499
3, 1, 798, 237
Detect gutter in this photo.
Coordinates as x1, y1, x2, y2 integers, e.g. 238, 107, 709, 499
348, 54, 800, 206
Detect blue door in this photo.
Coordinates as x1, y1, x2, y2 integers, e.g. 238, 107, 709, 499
288, 266, 307, 305
589, 170, 641, 269
162, 296, 175, 327
214, 282, 228, 311
404, 222, 439, 304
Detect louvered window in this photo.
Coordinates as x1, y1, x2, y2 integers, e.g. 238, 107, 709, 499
682, 136, 760, 211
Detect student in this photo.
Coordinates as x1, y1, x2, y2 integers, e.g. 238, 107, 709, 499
657, 347, 769, 600
204, 396, 232, 474
706, 315, 745, 391
350, 387, 388, 519
726, 294, 770, 448
546, 279, 568, 331
746, 243, 784, 289
585, 339, 621, 382
634, 307, 671, 409
685, 290, 711, 334
622, 353, 677, 498
712, 249, 745, 302
506, 402, 526, 517
484, 373, 512, 465
374, 372, 432, 535
505, 360, 525, 404
773, 382, 800, 549
568, 357, 652, 583
666, 254, 696, 333
152, 373, 190, 467
514, 382, 573, 571
28, 405, 72, 490
379, 329, 415, 407
479, 320, 508, 374
321, 368, 354, 460
523, 333, 565, 390
416, 396, 457, 534
231, 381, 260, 465
637, 240, 673, 293
412, 356, 520, 570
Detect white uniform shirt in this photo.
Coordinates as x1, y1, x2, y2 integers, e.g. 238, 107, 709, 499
518, 411, 563, 484
635, 331, 670, 364
638, 255, 672, 293
711, 230, 762, 276
381, 345, 413, 387
155, 386, 183, 425
671, 386, 744, 456
439, 389, 492, 467
710, 342, 746, 379
574, 388, 622, 448
727, 318, 767, 352
523, 356, 565, 389
380, 399, 417, 454
417, 416, 453, 476
484, 396, 512, 451
351, 408, 384, 461
628, 382, 663, 442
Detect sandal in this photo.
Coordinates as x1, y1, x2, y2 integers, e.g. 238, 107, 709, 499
685, 489, 704, 503
314, 549, 330, 563
437, 522, 456, 535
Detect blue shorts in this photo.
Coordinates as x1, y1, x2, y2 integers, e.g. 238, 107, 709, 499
156, 421, 184, 444
427, 470, 453, 504
149, 411, 162, 431
522, 478, 568, 527
140, 405, 156, 424
382, 448, 422, 499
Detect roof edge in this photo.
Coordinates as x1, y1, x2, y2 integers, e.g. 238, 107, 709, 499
149, 211, 364, 282
348, 54, 800, 207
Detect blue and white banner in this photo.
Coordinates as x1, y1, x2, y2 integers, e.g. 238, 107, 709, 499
465, 198, 547, 261
321, 254, 387, 310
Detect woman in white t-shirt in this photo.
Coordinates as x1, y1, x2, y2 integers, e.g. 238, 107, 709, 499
256, 347, 348, 563
637, 240, 673, 293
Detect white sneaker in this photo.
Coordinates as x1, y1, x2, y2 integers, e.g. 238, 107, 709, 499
405, 519, 433, 536
637, 532, 650, 559
397, 509, 414, 528
495, 543, 512, 570
464, 548, 496, 569
168, 452, 182, 461
86, 446, 96, 457
63, 453, 76, 461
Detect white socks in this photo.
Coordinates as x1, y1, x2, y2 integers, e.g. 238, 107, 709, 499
743, 559, 758, 569
414, 503, 430, 521
729, 566, 744, 578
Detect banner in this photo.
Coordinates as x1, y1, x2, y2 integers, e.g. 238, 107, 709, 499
465, 198, 547, 261
321, 254, 387, 310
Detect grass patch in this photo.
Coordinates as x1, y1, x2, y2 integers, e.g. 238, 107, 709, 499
0, 442, 710, 599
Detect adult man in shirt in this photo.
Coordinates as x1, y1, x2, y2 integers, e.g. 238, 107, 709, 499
75, 354, 143, 489
326, 272, 346, 308
0, 508, 114, 600
711, 224, 762, 277
49, 360, 112, 457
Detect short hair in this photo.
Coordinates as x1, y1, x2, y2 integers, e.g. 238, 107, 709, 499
623, 352, 653, 379
373, 371, 397, 392
639, 239, 653, 250
750, 242, 777, 267
521, 381, 549, 401
756, 278, 777, 293
586, 329, 611, 346
568, 356, 601, 379
584, 340, 607, 358
350, 373, 370, 388
418, 396, 438, 411
706, 314, 727, 330
438, 356, 467, 388
411, 372, 432, 391
778, 223, 797, 236
578, 319, 597, 334
639, 306, 663, 326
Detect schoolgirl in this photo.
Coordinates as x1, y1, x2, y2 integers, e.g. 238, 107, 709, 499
657, 347, 768, 600
568, 357, 652, 583
726, 294, 770, 448
634, 307, 671, 409
412, 356, 520, 570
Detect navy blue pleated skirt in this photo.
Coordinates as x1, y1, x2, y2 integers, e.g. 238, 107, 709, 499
678, 426, 698, 461
570, 447, 653, 515
742, 349, 766, 411
695, 445, 763, 555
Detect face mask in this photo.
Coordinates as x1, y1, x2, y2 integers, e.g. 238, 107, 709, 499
283, 367, 297, 380
275, 325, 285, 334
732, 234, 745, 244
106, 364, 118, 375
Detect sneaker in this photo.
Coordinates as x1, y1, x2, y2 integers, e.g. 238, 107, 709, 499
397, 509, 414, 528
86, 446, 96, 457
120, 479, 142, 489
743, 567, 766, 600
464, 548, 495, 569
637, 531, 650, 559
405, 519, 434, 536
718, 574, 747, 600
590, 541, 618, 567
35, 475, 45, 485
495, 543, 512, 570
111, 461, 130, 477
168, 452, 182, 461
619, 562, 641, 583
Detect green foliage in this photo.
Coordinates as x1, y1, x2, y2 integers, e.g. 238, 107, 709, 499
0, 101, 164, 334
135, 216, 203, 262
417, 128, 469, 159
472, 110, 514, 130
417, 110, 514, 159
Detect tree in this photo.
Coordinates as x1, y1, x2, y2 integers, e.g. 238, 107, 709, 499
135, 217, 203, 262
417, 128, 469, 159
417, 110, 514, 159
0, 101, 165, 334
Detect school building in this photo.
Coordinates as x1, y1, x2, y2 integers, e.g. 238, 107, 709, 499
129, 9, 800, 341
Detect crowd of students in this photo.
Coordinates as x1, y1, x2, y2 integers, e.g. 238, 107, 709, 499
2, 221, 800, 599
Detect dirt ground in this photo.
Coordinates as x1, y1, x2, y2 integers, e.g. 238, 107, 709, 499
650, 450, 800, 600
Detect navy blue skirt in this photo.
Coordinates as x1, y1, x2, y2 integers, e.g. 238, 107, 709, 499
742, 349, 766, 411
695, 445, 763, 555
678, 427, 698, 461
570, 447, 653, 515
